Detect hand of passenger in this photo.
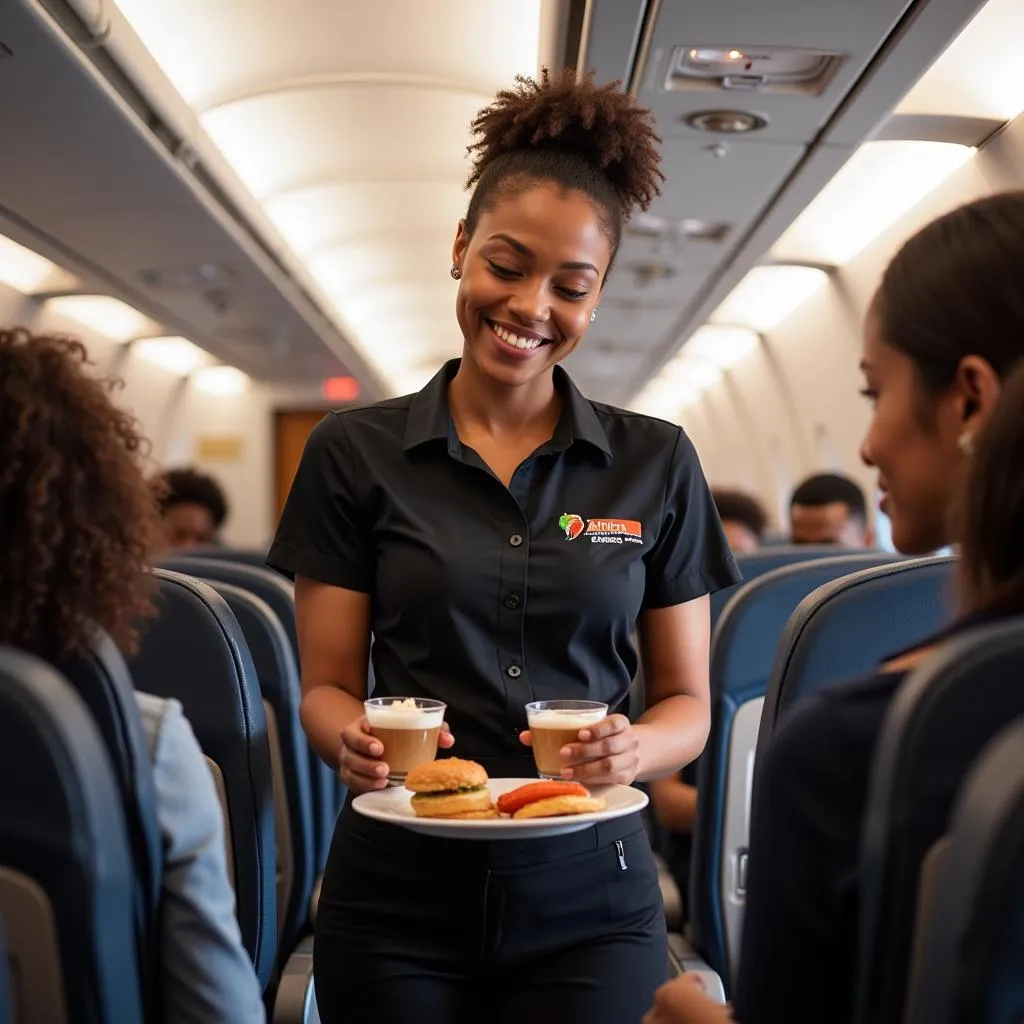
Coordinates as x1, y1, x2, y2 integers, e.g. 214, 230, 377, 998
340, 717, 454, 794
642, 974, 733, 1024
520, 713, 642, 786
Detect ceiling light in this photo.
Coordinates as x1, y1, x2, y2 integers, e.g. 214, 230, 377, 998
895, 0, 1024, 122
711, 265, 828, 332
44, 295, 154, 342
192, 365, 249, 395
663, 356, 723, 390
771, 141, 974, 265
134, 336, 211, 375
682, 109, 768, 133
0, 234, 60, 293
685, 325, 760, 368
633, 379, 701, 420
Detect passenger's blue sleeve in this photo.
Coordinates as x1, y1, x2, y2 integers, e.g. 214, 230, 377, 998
266, 412, 374, 592
148, 698, 266, 1024
642, 428, 741, 608
731, 689, 879, 1024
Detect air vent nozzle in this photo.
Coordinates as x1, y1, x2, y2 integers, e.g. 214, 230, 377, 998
666, 46, 845, 97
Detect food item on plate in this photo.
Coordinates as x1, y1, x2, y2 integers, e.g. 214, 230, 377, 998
498, 780, 606, 819
496, 780, 590, 816
512, 795, 607, 819
406, 758, 495, 818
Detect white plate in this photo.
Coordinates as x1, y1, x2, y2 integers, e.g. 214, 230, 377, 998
351, 777, 649, 840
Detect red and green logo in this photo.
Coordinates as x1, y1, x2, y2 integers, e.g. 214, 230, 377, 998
559, 513, 586, 540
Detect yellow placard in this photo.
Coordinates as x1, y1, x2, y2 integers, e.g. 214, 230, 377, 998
196, 436, 243, 461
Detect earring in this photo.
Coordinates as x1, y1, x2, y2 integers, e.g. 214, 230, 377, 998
957, 431, 974, 456
590, 309, 597, 323
450, 265, 461, 280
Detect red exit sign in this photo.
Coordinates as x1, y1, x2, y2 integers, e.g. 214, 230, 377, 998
322, 376, 360, 402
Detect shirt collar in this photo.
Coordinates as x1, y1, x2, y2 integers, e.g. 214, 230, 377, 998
402, 359, 612, 459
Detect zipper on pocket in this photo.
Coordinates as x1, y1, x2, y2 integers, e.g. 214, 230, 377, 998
615, 839, 628, 871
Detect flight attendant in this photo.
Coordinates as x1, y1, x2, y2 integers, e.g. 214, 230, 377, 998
268, 68, 740, 1024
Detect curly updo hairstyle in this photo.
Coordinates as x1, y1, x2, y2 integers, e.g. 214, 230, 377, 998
0, 328, 162, 657
464, 68, 664, 263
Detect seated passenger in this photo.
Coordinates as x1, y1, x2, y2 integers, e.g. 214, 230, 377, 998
0, 329, 265, 1024
788, 471, 873, 547
644, 190, 1024, 1023
152, 466, 229, 549
711, 488, 767, 555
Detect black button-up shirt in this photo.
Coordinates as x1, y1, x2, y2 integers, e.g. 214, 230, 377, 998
268, 360, 739, 771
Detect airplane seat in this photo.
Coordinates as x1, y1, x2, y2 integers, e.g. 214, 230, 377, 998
51, 629, 163, 1015
159, 555, 341, 878
856, 618, 1024, 1024
202, 580, 316, 960
167, 545, 272, 569
126, 569, 278, 989
902, 712, 1024, 1024
687, 552, 899, 989
0, 647, 143, 1023
755, 556, 955, 775
710, 546, 863, 634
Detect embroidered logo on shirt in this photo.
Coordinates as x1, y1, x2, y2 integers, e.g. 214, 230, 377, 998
558, 513, 643, 545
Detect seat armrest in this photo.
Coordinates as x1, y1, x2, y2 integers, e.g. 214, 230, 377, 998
667, 933, 727, 1004
272, 937, 319, 1024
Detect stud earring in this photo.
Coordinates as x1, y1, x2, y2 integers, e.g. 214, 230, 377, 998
450, 265, 461, 280
957, 431, 975, 456
590, 309, 597, 323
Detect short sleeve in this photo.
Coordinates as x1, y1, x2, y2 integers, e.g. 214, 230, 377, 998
266, 413, 373, 592
642, 428, 741, 608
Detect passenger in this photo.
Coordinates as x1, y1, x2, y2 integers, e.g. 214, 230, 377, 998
643, 190, 1024, 1023
152, 465, 229, 549
788, 471, 873, 547
0, 329, 265, 1024
268, 68, 740, 1023
712, 488, 767, 554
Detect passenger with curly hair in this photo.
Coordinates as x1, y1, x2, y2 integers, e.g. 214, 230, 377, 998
152, 466, 230, 549
270, 69, 739, 1022
0, 329, 265, 1023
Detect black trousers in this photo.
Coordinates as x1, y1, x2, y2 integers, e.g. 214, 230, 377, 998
314, 801, 668, 1023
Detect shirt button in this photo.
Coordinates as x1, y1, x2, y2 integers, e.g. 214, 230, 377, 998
504, 593, 521, 610
507, 664, 522, 678
509, 534, 523, 547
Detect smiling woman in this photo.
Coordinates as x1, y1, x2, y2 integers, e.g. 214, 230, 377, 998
268, 67, 740, 1024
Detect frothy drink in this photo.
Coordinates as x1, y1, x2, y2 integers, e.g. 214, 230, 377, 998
364, 697, 445, 785
525, 702, 608, 779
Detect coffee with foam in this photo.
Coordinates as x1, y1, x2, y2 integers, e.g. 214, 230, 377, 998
525, 700, 608, 779
364, 697, 446, 785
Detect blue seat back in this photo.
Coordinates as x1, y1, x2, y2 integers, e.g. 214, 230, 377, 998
755, 556, 956, 772
127, 570, 277, 986
0, 918, 12, 1024
712, 547, 861, 633
903, 712, 1024, 1024
53, 630, 163, 1015
167, 545, 271, 569
0, 647, 143, 1023
159, 555, 340, 872
692, 552, 898, 985
858, 619, 1024, 1024
204, 579, 315, 955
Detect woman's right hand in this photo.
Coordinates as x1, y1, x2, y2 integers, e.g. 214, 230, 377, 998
339, 716, 455, 794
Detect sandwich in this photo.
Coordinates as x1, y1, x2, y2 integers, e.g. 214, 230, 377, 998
405, 758, 496, 819
496, 780, 606, 819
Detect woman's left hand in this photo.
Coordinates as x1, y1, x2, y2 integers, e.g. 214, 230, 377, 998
520, 713, 642, 786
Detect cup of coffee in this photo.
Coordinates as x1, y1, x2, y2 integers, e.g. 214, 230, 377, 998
524, 699, 608, 780
364, 696, 446, 786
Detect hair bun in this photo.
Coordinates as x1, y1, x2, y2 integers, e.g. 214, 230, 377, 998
466, 68, 663, 216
